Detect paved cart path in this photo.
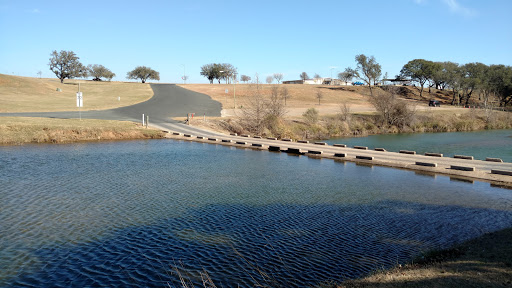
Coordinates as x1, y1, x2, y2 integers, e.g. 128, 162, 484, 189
0, 84, 224, 136
3, 83, 512, 184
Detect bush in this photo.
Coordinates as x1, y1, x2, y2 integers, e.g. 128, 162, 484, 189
303, 108, 319, 125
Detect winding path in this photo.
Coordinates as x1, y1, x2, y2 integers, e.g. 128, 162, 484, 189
0, 84, 225, 136
3, 83, 512, 184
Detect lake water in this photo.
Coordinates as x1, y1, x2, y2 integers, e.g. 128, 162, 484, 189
325, 129, 512, 162
1, 139, 512, 287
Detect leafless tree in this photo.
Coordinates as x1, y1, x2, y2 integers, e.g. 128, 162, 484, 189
273, 73, 283, 84
37, 71, 42, 78
281, 87, 291, 105
316, 89, 324, 105
240, 75, 251, 83
303, 108, 319, 125
241, 91, 268, 135
300, 72, 309, 81
369, 86, 415, 127
268, 86, 286, 118
339, 102, 351, 122
266, 76, 273, 84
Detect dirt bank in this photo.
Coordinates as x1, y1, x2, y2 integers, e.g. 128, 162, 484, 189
0, 117, 165, 145
337, 228, 512, 288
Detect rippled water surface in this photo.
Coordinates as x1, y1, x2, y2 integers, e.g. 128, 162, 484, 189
1, 140, 512, 287
326, 129, 512, 162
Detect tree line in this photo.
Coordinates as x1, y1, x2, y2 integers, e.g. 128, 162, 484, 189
48, 50, 160, 83
334, 56, 511, 107
233, 55, 512, 108
399, 59, 512, 107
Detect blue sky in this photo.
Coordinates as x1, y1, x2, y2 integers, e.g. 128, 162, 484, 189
1, 0, 511, 84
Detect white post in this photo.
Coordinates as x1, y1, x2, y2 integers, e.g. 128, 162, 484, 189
77, 83, 82, 120
142, 114, 145, 126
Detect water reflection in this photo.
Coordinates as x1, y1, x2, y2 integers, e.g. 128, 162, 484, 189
326, 129, 512, 162
1, 140, 511, 287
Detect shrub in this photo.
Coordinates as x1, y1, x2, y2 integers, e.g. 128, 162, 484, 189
303, 108, 319, 125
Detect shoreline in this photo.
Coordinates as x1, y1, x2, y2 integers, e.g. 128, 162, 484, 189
337, 228, 512, 287
0, 117, 165, 146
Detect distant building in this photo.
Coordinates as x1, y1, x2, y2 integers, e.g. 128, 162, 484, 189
282, 80, 305, 84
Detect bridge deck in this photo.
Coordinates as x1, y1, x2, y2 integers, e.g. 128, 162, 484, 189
163, 131, 512, 187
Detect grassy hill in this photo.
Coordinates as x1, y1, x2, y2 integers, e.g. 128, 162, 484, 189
0, 74, 153, 112
178, 83, 454, 116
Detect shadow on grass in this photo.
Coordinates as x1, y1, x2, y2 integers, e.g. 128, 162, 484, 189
338, 228, 512, 288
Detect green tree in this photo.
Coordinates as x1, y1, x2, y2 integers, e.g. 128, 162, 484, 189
459, 62, 486, 106
337, 71, 353, 84
346, 54, 382, 96
431, 62, 452, 91
126, 66, 160, 83
200, 63, 236, 84
400, 59, 436, 99
426, 62, 443, 93
486, 65, 512, 106
48, 50, 86, 83
87, 64, 115, 81
200, 63, 220, 84
441, 62, 462, 105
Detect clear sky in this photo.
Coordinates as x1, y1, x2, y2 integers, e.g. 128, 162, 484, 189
1, 0, 511, 84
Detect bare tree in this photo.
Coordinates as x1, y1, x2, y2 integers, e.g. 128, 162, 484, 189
369, 86, 415, 127
316, 89, 324, 105
273, 73, 283, 84
241, 92, 268, 134
266, 76, 273, 84
268, 86, 286, 118
281, 87, 291, 105
37, 71, 42, 78
300, 72, 309, 81
303, 108, 319, 124
240, 75, 251, 83
339, 102, 351, 122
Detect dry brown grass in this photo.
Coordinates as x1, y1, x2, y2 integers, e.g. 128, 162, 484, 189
0, 74, 153, 112
178, 84, 374, 112
0, 117, 164, 145
178, 84, 464, 117
338, 228, 512, 288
